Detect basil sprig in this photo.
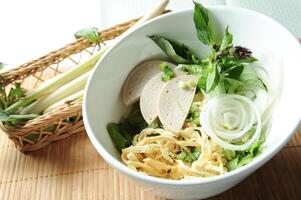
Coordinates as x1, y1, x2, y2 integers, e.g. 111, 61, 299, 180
150, 2, 266, 94
149, 35, 200, 64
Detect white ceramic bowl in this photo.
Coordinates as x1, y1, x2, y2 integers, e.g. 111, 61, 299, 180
83, 6, 301, 200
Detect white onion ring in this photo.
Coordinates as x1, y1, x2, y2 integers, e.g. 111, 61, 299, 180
200, 94, 261, 151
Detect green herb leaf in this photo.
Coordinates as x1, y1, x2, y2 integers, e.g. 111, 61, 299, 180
224, 65, 244, 79
239, 67, 267, 91
226, 156, 238, 171
206, 62, 220, 92
74, 27, 101, 44
224, 150, 236, 160
226, 132, 265, 171
107, 123, 129, 152
177, 147, 201, 164
24, 134, 39, 142
0, 62, 7, 71
125, 102, 148, 132
193, 1, 214, 46
160, 62, 175, 82
149, 35, 200, 64
0, 113, 39, 124
7, 83, 25, 106
220, 26, 233, 51
0, 82, 26, 116
148, 117, 162, 129
186, 102, 201, 126
179, 64, 203, 75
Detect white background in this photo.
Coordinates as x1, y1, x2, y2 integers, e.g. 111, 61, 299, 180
0, 0, 299, 66
0, 0, 193, 66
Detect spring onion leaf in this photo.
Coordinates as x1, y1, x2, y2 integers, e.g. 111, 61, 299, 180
160, 62, 175, 82
74, 27, 101, 45
193, 1, 214, 46
149, 35, 200, 64
5, 48, 107, 114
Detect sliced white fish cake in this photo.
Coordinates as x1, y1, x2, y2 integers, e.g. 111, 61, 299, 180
122, 61, 175, 106
158, 75, 199, 132
140, 69, 185, 124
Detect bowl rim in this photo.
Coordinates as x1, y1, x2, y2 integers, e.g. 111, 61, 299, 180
83, 5, 301, 186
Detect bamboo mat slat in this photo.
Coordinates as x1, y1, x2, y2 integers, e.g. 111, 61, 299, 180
0, 125, 301, 199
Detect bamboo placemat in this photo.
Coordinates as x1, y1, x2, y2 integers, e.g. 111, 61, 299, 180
0, 124, 300, 199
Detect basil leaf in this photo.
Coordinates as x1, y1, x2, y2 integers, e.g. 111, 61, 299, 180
219, 57, 256, 72
160, 62, 175, 82
239, 67, 267, 91
125, 102, 148, 132
224, 65, 244, 79
149, 35, 200, 64
206, 62, 220, 92
193, 1, 214, 46
74, 27, 101, 44
220, 26, 233, 51
107, 123, 129, 152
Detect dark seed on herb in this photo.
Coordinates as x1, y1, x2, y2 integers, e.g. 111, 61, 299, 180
234, 46, 252, 59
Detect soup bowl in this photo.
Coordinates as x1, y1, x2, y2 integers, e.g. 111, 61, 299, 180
83, 6, 301, 199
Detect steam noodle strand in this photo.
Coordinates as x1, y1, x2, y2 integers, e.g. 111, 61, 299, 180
121, 127, 227, 179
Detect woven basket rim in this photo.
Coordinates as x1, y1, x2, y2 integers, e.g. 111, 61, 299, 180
0, 11, 170, 152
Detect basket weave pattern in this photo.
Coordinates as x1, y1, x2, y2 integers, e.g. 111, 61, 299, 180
0, 18, 138, 152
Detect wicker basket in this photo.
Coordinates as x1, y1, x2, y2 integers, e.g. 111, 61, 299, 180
0, 18, 141, 152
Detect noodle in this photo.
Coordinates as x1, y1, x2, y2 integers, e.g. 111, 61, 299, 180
121, 127, 227, 179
